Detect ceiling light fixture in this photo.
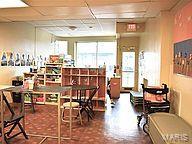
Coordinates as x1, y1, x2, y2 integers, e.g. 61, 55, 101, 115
68, 26, 77, 31
0, 0, 28, 8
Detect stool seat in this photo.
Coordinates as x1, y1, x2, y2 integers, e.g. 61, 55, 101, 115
63, 102, 79, 108
62, 101, 82, 125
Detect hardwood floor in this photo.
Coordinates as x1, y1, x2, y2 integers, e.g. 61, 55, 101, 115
5, 93, 152, 144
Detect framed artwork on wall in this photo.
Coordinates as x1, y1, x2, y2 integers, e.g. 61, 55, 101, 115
0, 52, 46, 67
7, 52, 14, 66
173, 38, 192, 77
21, 54, 26, 66
26, 54, 32, 66
1, 52, 7, 66
15, 53, 21, 66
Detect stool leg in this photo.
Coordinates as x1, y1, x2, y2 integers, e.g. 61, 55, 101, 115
78, 106, 82, 125
61, 107, 65, 121
30, 94, 35, 113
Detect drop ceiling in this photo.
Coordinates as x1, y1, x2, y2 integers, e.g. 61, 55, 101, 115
0, 0, 180, 37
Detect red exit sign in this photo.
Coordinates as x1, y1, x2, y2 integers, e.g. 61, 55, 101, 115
127, 23, 137, 32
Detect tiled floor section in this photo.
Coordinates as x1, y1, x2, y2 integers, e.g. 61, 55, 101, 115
5, 93, 152, 144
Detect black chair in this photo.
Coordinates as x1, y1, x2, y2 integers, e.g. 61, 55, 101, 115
80, 86, 99, 121
137, 84, 170, 134
0, 92, 28, 144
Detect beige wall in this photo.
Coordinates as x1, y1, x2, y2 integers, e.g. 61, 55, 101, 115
170, 74, 192, 125
159, 8, 192, 126
169, 1, 192, 125
0, 22, 52, 85
139, 17, 161, 86
35, 28, 53, 57
0, 22, 35, 54
139, 8, 192, 126
159, 12, 173, 85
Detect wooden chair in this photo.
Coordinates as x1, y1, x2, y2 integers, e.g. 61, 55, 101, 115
0, 92, 28, 144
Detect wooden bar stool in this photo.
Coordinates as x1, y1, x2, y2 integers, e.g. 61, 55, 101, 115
61, 101, 82, 125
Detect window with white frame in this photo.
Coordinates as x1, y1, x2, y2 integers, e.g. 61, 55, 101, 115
76, 41, 117, 77
54, 40, 68, 55
76, 42, 97, 67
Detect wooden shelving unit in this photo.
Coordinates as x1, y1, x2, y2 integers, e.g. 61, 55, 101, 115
23, 72, 45, 104
45, 64, 62, 86
62, 67, 106, 111
23, 63, 63, 104
45, 63, 62, 103
23, 66, 106, 111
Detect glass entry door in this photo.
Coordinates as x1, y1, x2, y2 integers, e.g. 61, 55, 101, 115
122, 52, 135, 89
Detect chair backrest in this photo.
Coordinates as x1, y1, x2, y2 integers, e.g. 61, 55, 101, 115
87, 86, 100, 102
2, 92, 15, 116
141, 83, 169, 101
143, 78, 148, 87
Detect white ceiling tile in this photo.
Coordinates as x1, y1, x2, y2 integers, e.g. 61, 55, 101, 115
95, 12, 145, 19
86, 0, 150, 6
98, 19, 116, 25
58, 26, 70, 31
50, 20, 67, 26
45, 27, 63, 31
40, 21, 116, 37
46, 30, 71, 37
0, 0, 180, 36
102, 23, 116, 29
145, 0, 180, 17
0, 17, 11, 22
116, 18, 147, 23
64, 20, 82, 25
28, 18, 116, 37
84, 23, 97, 28
23, 0, 86, 7
28, 20, 54, 26
0, 7, 41, 17
90, 3, 148, 15
4, 16, 47, 21
33, 7, 91, 16
81, 19, 97, 24
0, 0, 179, 24
4, 15, 92, 21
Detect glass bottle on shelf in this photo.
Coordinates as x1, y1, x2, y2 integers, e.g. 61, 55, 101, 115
102, 62, 106, 69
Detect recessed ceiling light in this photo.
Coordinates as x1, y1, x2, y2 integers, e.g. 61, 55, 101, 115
0, 0, 28, 8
